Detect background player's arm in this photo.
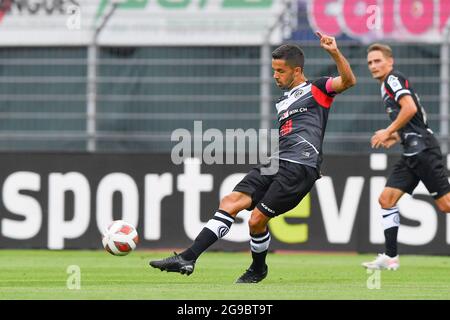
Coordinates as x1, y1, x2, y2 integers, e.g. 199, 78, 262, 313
371, 95, 417, 148
316, 31, 356, 93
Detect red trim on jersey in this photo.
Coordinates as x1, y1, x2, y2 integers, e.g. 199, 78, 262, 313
280, 119, 293, 136
311, 85, 333, 108
384, 86, 394, 99
405, 80, 409, 88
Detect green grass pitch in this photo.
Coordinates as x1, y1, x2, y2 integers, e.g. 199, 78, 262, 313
0, 250, 449, 300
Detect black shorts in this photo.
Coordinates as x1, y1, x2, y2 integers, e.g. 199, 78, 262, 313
386, 147, 450, 199
233, 159, 319, 218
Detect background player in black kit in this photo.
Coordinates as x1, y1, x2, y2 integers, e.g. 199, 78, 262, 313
363, 43, 450, 270
150, 32, 356, 283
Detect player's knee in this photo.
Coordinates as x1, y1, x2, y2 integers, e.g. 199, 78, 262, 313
434, 192, 450, 212
248, 214, 267, 233
379, 194, 395, 209
436, 201, 450, 213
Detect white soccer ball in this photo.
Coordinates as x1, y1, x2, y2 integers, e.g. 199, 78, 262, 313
102, 220, 139, 256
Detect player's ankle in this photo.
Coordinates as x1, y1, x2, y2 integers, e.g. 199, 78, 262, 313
180, 248, 197, 261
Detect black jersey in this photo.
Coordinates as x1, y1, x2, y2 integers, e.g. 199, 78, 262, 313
272, 77, 337, 170
381, 70, 439, 156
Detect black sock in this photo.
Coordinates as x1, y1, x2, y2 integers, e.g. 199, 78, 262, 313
249, 229, 271, 273
180, 210, 235, 261
180, 229, 217, 261
250, 250, 268, 273
384, 226, 398, 258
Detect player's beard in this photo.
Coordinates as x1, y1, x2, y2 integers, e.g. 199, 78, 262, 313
285, 75, 297, 90
278, 75, 295, 90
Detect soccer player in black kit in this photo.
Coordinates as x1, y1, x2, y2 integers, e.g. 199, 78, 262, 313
363, 43, 450, 270
150, 32, 356, 283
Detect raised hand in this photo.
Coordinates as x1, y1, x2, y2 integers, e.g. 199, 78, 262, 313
316, 31, 338, 52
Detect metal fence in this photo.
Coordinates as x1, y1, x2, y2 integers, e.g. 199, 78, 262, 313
0, 42, 447, 154
0, 47, 87, 151
0, 3, 448, 155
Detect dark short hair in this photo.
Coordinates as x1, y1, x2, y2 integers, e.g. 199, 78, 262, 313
367, 43, 393, 58
272, 44, 305, 69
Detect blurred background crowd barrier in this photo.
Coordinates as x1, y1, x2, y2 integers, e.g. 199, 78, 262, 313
0, 0, 448, 154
